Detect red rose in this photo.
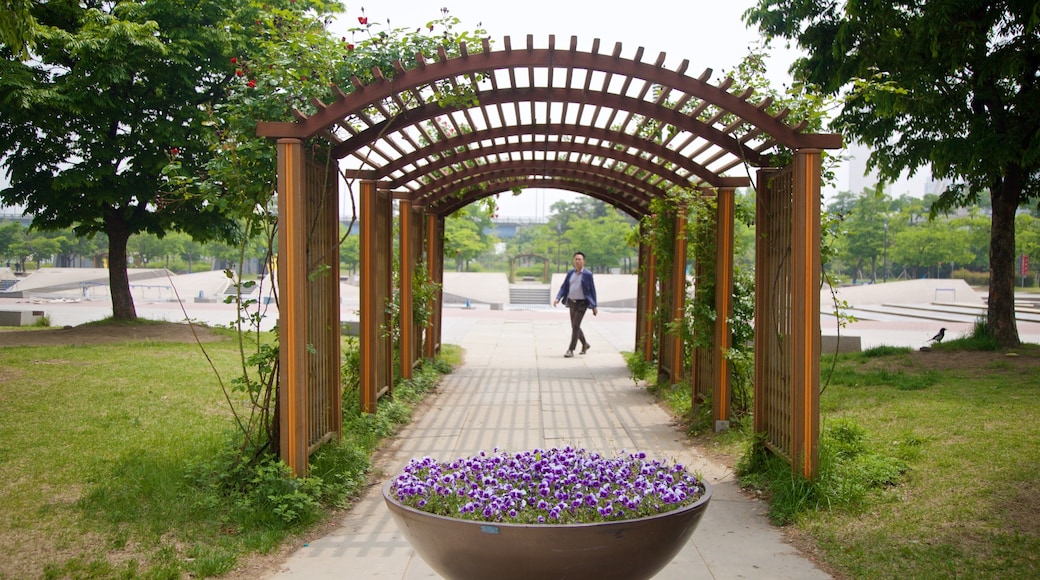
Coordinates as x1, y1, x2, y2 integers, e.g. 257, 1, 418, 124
358, 16, 368, 24
230, 57, 237, 64
171, 147, 179, 155
247, 79, 256, 88
347, 43, 355, 51
236, 69, 243, 77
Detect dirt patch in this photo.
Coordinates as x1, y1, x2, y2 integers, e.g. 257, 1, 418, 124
0, 321, 226, 347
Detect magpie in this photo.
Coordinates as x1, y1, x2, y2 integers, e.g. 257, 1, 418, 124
928, 328, 946, 343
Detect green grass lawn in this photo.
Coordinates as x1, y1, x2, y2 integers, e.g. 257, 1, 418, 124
0, 332, 253, 578
0, 322, 457, 579
802, 345, 1040, 578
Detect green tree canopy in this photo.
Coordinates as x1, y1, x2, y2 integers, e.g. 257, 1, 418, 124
0, 0, 265, 318
746, 0, 1039, 345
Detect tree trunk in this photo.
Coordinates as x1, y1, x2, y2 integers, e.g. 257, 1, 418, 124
987, 171, 1022, 347
106, 215, 137, 321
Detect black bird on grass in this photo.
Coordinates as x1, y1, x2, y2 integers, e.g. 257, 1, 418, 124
928, 327, 946, 343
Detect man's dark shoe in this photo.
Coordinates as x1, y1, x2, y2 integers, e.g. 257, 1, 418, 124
564, 350, 574, 358
580, 344, 590, 355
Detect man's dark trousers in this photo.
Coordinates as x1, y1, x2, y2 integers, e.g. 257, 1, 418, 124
567, 299, 590, 351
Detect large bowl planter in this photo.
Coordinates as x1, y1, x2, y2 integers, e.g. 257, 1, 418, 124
382, 478, 712, 580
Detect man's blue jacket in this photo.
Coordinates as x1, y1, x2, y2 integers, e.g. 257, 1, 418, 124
555, 269, 597, 308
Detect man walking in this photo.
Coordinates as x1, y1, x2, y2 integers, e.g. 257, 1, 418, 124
552, 251, 598, 357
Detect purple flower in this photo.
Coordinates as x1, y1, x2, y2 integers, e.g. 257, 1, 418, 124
390, 447, 704, 525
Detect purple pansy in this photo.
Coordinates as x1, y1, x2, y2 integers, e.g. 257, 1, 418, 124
390, 446, 703, 524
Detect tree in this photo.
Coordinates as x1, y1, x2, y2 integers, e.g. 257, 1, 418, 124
0, 0, 35, 59
340, 229, 360, 276
444, 206, 496, 271
889, 220, 975, 279
832, 187, 893, 283
1, 0, 259, 319
746, 1, 1040, 346
565, 210, 637, 273
0, 220, 23, 264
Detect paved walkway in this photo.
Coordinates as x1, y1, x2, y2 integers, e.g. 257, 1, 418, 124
266, 310, 831, 579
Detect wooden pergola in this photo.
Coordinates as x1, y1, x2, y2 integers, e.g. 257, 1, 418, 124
257, 35, 841, 479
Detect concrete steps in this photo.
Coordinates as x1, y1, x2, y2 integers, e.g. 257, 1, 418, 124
509, 284, 550, 305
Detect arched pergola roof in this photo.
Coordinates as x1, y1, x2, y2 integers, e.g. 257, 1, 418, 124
260, 33, 842, 480
258, 35, 841, 215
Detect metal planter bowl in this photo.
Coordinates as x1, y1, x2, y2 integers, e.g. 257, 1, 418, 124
382, 479, 712, 580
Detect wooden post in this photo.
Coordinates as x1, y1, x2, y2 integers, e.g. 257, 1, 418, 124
643, 246, 657, 362
399, 199, 415, 380
713, 188, 735, 429
635, 238, 650, 360
276, 138, 308, 476
791, 150, 821, 478
424, 214, 444, 358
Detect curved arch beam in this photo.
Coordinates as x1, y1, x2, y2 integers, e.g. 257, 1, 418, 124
409, 160, 661, 207
368, 124, 749, 188
420, 170, 653, 215
385, 139, 694, 192
424, 178, 650, 217
327, 87, 767, 167
432, 177, 646, 218
258, 37, 841, 152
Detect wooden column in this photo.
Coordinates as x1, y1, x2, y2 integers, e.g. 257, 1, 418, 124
424, 214, 444, 358
399, 199, 416, 380
792, 150, 821, 478
360, 180, 392, 413
276, 138, 308, 476
713, 188, 735, 429
643, 247, 657, 362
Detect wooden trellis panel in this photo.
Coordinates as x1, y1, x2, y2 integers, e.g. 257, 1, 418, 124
303, 152, 342, 455
753, 152, 821, 478
635, 239, 655, 362
360, 180, 393, 413
398, 200, 424, 379
691, 255, 713, 405
657, 207, 688, 385
690, 190, 735, 431
275, 140, 341, 476
713, 189, 735, 427
755, 166, 794, 462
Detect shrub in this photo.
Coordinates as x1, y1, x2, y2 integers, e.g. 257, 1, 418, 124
736, 419, 907, 525
952, 268, 988, 286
